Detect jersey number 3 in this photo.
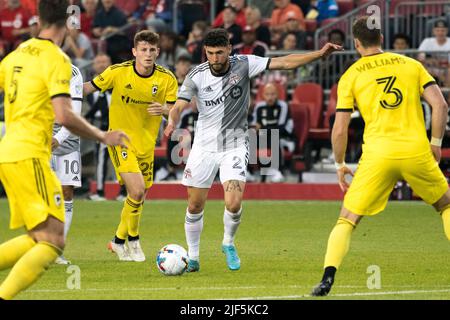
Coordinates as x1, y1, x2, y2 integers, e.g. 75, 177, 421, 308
376, 76, 403, 109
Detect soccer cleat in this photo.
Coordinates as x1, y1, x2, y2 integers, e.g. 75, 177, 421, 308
186, 259, 200, 272
108, 241, 133, 261
127, 239, 146, 262
88, 193, 106, 201
311, 277, 334, 297
222, 244, 241, 271
54, 255, 71, 265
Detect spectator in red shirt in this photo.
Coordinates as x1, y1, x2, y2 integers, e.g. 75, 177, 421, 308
0, 0, 31, 52
115, 0, 139, 17
232, 25, 268, 57
80, 0, 99, 38
20, 0, 37, 15
213, 0, 246, 29
271, 0, 306, 32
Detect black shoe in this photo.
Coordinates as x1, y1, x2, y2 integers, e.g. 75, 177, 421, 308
311, 277, 333, 297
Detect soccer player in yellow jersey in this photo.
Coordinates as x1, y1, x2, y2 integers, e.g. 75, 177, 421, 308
0, 0, 128, 300
83, 30, 178, 262
311, 16, 450, 296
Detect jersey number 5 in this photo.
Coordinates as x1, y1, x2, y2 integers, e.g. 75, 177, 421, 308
376, 76, 403, 109
8, 66, 23, 104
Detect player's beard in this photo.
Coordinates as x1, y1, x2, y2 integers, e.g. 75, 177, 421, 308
210, 62, 229, 75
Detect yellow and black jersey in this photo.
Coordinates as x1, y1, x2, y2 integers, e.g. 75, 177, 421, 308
91, 60, 178, 157
336, 52, 436, 158
0, 37, 71, 163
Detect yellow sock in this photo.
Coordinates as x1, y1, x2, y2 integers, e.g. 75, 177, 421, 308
442, 207, 450, 241
115, 208, 129, 240
324, 217, 356, 269
128, 197, 143, 238
0, 235, 36, 271
0, 242, 61, 300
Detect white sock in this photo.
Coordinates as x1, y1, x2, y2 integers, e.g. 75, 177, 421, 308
64, 200, 74, 241
185, 209, 203, 261
223, 207, 242, 246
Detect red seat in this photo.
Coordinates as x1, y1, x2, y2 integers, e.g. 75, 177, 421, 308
255, 83, 287, 103
292, 83, 324, 129
323, 83, 338, 129
320, 18, 340, 27
305, 19, 318, 33
389, 0, 417, 16
337, 0, 354, 15
290, 104, 311, 182
421, 0, 446, 16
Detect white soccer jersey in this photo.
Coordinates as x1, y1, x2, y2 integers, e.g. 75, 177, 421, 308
178, 55, 270, 152
52, 65, 83, 156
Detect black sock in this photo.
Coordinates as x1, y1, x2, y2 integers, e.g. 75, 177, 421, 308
128, 235, 139, 241
114, 236, 125, 244
322, 266, 337, 283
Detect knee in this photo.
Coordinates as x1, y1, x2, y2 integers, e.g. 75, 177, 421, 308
225, 201, 242, 214
188, 201, 204, 214
33, 234, 65, 251
62, 188, 73, 201
127, 187, 146, 202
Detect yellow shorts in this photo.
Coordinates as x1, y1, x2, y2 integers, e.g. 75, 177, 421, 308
0, 158, 64, 230
108, 145, 154, 189
344, 151, 448, 216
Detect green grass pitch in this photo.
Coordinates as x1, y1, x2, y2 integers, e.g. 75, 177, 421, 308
0, 199, 449, 300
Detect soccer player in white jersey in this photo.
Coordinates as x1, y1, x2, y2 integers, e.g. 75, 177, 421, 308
165, 28, 342, 272
51, 64, 84, 265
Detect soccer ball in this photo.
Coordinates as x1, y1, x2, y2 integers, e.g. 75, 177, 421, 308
156, 244, 189, 276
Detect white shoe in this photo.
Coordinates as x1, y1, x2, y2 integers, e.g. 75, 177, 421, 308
115, 194, 126, 201
155, 167, 169, 181
88, 194, 106, 201
246, 170, 257, 182
128, 239, 146, 262
55, 255, 71, 265
266, 168, 284, 183
108, 241, 133, 261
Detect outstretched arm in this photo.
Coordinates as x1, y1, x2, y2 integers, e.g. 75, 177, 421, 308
268, 43, 343, 70
164, 99, 191, 137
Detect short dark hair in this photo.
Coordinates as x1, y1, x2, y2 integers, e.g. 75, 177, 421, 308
328, 29, 346, 42
392, 33, 411, 47
134, 30, 160, 47
39, 0, 69, 28
352, 16, 382, 48
204, 28, 230, 47
176, 55, 192, 64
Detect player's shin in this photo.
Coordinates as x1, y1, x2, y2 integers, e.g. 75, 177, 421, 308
185, 209, 204, 261
0, 242, 61, 300
115, 196, 140, 241
223, 207, 242, 246
128, 199, 144, 238
63, 200, 73, 240
0, 235, 36, 271
323, 217, 356, 274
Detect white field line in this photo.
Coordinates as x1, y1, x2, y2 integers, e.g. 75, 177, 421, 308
27, 285, 450, 295
228, 288, 450, 300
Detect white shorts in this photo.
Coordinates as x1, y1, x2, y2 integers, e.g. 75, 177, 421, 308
51, 151, 82, 187
182, 145, 249, 188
